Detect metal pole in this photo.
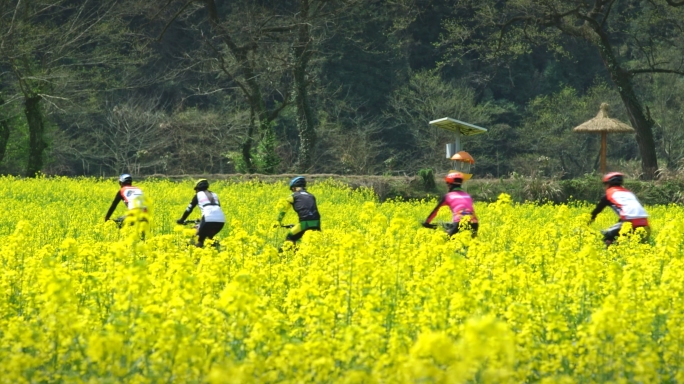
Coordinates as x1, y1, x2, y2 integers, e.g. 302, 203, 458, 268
454, 131, 461, 152
446, 143, 454, 158
446, 131, 462, 159
600, 132, 607, 174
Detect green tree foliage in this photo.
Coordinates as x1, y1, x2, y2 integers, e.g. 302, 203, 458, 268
0, 0, 682, 178
0, 0, 147, 176
519, 83, 636, 177
647, 74, 684, 169
442, 0, 684, 179
385, 71, 507, 172
151, 0, 304, 174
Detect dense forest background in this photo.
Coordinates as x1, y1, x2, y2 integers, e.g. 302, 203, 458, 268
0, 0, 683, 179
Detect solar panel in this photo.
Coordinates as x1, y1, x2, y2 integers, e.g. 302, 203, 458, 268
429, 117, 487, 136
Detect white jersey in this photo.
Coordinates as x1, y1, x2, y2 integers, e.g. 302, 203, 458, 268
120, 186, 145, 210
197, 191, 225, 223
606, 187, 648, 220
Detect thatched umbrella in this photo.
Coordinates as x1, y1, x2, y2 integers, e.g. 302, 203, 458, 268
573, 103, 635, 174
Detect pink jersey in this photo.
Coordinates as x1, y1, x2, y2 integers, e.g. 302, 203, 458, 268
426, 190, 478, 224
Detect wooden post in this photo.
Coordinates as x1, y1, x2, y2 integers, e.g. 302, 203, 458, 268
600, 132, 607, 174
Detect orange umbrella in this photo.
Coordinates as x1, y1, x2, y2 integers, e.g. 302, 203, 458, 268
450, 151, 475, 164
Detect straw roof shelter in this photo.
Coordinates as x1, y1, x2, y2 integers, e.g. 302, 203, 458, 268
573, 103, 634, 174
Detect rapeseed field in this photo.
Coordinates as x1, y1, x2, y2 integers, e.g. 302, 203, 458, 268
0, 176, 682, 383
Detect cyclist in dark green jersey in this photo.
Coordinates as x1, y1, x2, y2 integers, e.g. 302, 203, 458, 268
277, 176, 321, 245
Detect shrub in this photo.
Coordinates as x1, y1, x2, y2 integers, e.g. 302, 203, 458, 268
418, 168, 436, 191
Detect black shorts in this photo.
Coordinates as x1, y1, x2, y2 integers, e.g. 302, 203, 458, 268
286, 226, 321, 243
198, 219, 224, 243
602, 222, 650, 244
447, 222, 478, 238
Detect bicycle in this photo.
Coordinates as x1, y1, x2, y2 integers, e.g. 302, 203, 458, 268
178, 219, 221, 250
113, 216, 126, 228
422, 220, 478, 238
180, 219, 201, 228
110, 214, 149, 240
422, 221, 455, 231
274, 224, 299, 253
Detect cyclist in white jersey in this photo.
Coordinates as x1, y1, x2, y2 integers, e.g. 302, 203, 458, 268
176, 179, 225, 247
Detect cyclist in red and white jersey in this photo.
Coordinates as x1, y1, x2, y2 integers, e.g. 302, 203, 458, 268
104, 174, 147, 222
590, 172, 649, 246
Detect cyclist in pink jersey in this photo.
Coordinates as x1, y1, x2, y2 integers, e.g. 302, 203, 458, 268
422, 172, 478, 237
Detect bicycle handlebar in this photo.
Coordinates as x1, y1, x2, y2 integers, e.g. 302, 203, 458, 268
422, 221, 453, 230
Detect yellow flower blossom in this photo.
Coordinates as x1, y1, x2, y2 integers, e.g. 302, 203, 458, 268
0, 176, 680, 382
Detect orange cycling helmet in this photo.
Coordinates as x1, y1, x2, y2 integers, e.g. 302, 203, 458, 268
602, 172, 624, 186
445, 172, 465, 185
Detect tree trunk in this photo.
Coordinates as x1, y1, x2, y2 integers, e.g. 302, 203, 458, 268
0, 119, 9, 164
244, 58, 275, 173
247, 67, 279, 174
25, 96, 47, 177
0, 96, 11, 164
293, 0, 316, 173
241, 108, 256, 173
594, 32, 658, 179
249, 85, 279, 173
204, 0, 280, 174
257, 123, 279, 173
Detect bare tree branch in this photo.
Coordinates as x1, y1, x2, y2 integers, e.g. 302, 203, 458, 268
632, 36, 655, 68
587, 0, 607, 20
4, 0, 22, 38
147, 0, 176, 24
201, 35, 251, 97
262, 24, 298, 33
157, 0, 197, 41
267, 92, 291, 123
497, 16, 534, 52
61, 0, 120, 54
628, 68, 684, 75
497, 7, 582, 52
601, 0, 618, 27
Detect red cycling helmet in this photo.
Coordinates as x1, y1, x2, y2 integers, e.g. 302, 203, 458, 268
602, 172, 624, 186
445, 172, 465, 185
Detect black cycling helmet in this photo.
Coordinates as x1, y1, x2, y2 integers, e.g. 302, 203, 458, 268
119, 173, 133, 186
194, 179, 209, 191
289, 176, 306, 189
602, 172, 624, 187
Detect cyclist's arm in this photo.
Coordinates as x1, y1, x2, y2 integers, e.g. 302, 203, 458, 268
277, 195, 295, 223
590, 195, 609, 221
104, 191, 123, 221
179, 195, 199, 222
425, 195, 447, 224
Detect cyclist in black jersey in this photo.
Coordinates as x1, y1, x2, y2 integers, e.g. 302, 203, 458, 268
277, 176, 321, 246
